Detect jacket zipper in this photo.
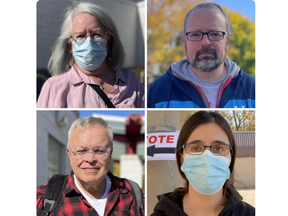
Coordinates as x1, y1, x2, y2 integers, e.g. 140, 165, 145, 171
188, 76, 232, 108
188, 81, 210, 108
216, 76, 231, 108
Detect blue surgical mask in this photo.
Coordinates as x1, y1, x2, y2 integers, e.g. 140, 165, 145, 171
181, 150, 231, 195
72, 37, 107, 71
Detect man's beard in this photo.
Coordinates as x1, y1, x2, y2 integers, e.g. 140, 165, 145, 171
188, 46, 226, 72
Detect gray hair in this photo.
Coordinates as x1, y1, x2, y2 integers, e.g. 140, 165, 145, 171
68, 116, 113, 147
184, 2, 232, 33
48, 1, 125, 75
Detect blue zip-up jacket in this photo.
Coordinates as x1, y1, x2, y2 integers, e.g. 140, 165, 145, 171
147, 60, 255, 108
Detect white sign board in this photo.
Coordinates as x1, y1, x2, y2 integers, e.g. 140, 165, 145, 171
147, 131, 180, 161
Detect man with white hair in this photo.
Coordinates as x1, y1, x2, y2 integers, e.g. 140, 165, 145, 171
37, 116, 144, 216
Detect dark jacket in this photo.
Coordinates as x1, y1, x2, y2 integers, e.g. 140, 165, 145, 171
147, 59, 255, 108
150, 188, 255, 216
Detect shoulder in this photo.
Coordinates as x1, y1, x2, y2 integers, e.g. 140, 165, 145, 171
36, 183, 48, 211
39, 71, 73, 95
235, 69, 255, 83
117, 68, 141, 81
37, 70, 74, 108
44, 71, 73, 87
108, 172, 141, 193
148, 70, 174, 96
107, 173, 144, 215
117, 68, 137, 75
151, 189, 186, 216
37, 183, 47, 197
150, 211, 166, 216
147, 69, 175, 108
234, 201, 255, 215
224, 188, 255, 216
150, 71, 173, 88
116, 68, 144, 91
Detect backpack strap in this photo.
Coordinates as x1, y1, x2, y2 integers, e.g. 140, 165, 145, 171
40, 174, 67, 216
88, 84, 116, 108
125, 179, 144, 216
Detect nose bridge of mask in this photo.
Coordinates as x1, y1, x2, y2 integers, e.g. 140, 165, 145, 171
183, 149, 231, 165
206, 150, 231, 165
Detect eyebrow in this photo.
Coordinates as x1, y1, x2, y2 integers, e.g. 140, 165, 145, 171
72, 30, 104, 34
185, 140, 229, 146
75, 145, 110, 149
186, 28, 223, 32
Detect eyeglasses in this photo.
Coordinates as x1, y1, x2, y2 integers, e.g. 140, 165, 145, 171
185, 31, 228, 41
68, 146, 112, 161
182, 142, 232, 156
70, 30, 106, 44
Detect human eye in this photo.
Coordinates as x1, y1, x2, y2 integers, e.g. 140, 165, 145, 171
213, 145, 224, 152
75, 33, 86, 40
75, 148, 87, 155
188, 32, 201, 39
91, 31, 104, 39
93, 148, 107, 154
187, 144, 203, 153
211, 144, 230, 155
209, 31, 222, 39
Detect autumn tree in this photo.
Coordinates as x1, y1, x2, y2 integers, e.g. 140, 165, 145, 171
215, 110, 255, 131
147, 1, 255, 78
224, 7, 255, 77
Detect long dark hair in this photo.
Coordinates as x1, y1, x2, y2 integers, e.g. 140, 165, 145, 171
175, 111, 241, 203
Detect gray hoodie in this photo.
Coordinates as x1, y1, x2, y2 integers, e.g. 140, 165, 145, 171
170, 57, 240, 108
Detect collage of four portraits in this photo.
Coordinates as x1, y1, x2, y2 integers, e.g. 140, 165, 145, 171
36, 0, 255, 215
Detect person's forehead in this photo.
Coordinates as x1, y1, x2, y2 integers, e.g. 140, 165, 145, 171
186, 7, 226, 30
72, 12, 103, 31
71, 125, 109, 141
187, 123, 230, 144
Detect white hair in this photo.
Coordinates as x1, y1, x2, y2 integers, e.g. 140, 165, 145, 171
67, 116, 113, 147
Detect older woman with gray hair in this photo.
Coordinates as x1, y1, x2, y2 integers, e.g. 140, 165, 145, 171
37, 1, 144, 108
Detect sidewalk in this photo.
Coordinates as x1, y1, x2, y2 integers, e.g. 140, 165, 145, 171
237, 188, 255, 207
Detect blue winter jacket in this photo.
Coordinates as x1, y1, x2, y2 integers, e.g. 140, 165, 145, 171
147, 66, 255, 108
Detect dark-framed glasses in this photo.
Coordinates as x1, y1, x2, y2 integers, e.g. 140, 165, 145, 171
182, 142, 232, 156
185, 31, 228, 41
70, 30, 106, 44
68, 146, 112, 161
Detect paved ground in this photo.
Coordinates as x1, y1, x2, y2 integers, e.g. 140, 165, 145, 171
237, 188, 255, 207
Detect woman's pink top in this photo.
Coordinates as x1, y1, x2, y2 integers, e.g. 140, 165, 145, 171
37, 66, 144, 108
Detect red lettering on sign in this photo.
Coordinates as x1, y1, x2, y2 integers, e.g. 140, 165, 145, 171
147, 134, 175, 145
149, 136, 157, 144
158, 135, 165, 143
167, 135, 174, 143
